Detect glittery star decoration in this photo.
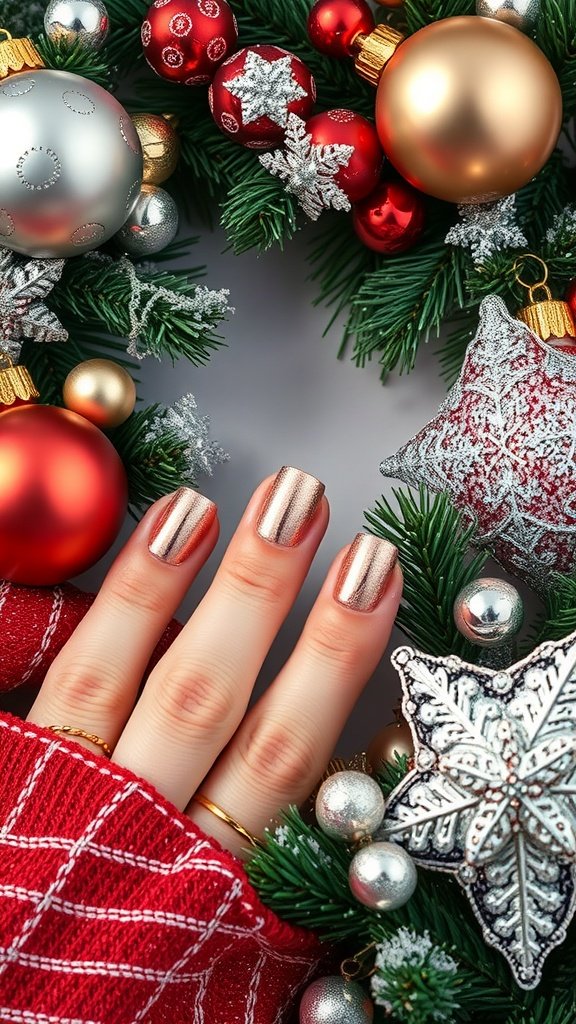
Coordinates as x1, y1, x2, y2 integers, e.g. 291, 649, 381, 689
380, 294, 576, 590
381, 632, 576, 988
224, 51, 307, 128
260, 113, 353, 221
445, 195, 527, 265
0, 247, 68, 360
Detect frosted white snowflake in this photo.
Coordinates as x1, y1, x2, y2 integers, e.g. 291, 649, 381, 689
372, 929, 458, 1021
445, 195, 527, 265
144, 393, 228, 481
225, 51, 306, 128
259, 113, 353, 221
546, 204, 576, 245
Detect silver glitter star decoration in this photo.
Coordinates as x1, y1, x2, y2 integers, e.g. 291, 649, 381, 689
445, 195, 527, 265
225, 51, 307, 128
144, 393, 228, 481
259, 113, 353, 221
381, 631, 576, 989
0, 248, 68, 360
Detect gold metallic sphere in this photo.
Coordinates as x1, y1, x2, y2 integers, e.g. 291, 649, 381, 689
131, 113, 180, 186
367, 718, 414, 770
63, 359, 136, 428
376, 17, 562, 204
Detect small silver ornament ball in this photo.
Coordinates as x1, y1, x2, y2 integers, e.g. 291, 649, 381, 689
114, 184, 179, 257
299, 976, 374, 1024
349, 841, 417, 911
315, 771, 385, 843
476, 0, 540, 32
0, 70, 142, 258
454, 577, 524, 648
44, 0, 110, 49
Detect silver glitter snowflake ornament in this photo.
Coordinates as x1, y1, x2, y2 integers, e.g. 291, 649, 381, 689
259, 113, 353, 221
445, 195, 527, 265
224, 51, 307, 128
381, 631, 576, 988
0, 248, 68, 360
144, 393, 228, 481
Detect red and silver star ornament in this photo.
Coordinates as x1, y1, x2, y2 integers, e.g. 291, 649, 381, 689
208, 45, 316, 148
381, 295, 576, 589
141, 0, 238, 86
305, 109, 383, 202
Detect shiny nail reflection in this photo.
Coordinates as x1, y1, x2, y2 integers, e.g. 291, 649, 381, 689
257, 467, 325, 547
335, 533, 398, 612
148, 487, 216, 565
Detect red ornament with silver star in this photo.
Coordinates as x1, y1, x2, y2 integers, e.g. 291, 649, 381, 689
305, 109, 382, 202
307, 0, 375, 58
353, 179, 425, 254
208, 45, 316, 148
141, 0, 238, 86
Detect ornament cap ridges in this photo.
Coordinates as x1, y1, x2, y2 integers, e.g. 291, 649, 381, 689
0, 30, 45, 79
0, 353, 39, 405
516, 297, 576, 342
353, 23, 403, 86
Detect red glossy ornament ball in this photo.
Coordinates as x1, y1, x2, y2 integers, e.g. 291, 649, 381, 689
353, 179, 425, 254
141, 0, 238, 86
209, 45, 316, 148
307, 0, 374, 58
566, 279, 576, 321
0, 405, 128, 585
306, 110, 382, 202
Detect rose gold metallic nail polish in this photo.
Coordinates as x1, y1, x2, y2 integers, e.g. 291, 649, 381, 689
148, 487, 216, 565
335, 533, 398, 612
257, 467, 325, 547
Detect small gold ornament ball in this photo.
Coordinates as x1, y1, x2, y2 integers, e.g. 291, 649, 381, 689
376, 16, 562, 204
367, 717, 414, 770
63, 359, 136, 428
131, 113, 180, 186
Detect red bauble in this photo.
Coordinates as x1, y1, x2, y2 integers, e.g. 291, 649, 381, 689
353, 179, 426, 254
307, 0, 374, 58
0, 405, 128, 585
209, 45, 316, 148
305, 109, 382, 202
141, 0, 238, 86
566, 279, 576, 321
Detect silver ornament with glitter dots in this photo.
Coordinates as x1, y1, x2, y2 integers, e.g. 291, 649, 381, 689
44, 0, 110, 50
114, 183, 178, 257
0, 70, 142, 258
299, 976, 374, 1024
315, 770, 385, 842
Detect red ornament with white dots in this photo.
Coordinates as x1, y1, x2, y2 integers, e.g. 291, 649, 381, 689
353, 179, 425, 254
305, 109, 383, 202
209, 45, 316, 148
141, 0, 238, 86
307, 0, 375, 58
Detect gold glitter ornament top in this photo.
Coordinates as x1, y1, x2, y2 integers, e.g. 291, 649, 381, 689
514, 254, 576, 342
353, 23, 403, 86
0, 352, 40, 405
0, 29, 45, 80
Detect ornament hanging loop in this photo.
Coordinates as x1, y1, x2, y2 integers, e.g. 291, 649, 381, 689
513, 253, 550, 299
514, 254, 576, 342
340, 942, 376, 982
0, 29, 13, 41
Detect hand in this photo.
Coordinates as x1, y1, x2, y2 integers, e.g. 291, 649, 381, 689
27, 468, 401, 857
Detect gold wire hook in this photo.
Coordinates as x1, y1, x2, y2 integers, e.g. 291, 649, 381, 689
0, 352, 15, 369
340, 942, 376, 982
513, 253, 552, 304
0, 29, 13, 41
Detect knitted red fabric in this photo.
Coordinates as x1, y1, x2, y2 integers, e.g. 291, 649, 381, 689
0, 582, 183, 692
0, 711, 322, 1022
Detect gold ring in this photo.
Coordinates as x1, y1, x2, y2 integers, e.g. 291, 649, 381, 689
47, 726, 112, 758
193, 793, 265, 850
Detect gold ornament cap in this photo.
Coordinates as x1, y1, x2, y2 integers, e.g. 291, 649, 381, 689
0, 353, 40, 405
0, 28, 45, 80
514, 255, 576, 342
353, 23, 404, 86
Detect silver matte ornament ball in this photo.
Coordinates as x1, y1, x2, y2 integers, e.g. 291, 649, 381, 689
454, 577, 524, 648
349, 841, 417, 910
44, 0, 110, 49
114, 183, 178, 257
299, 976, 374, 1024
0, 70, 142, 258
315, 771, 385, 842
476, 0, 540, 32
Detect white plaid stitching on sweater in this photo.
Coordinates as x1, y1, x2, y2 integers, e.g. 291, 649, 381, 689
20, 586, 64, 685
0, 1008, 100, 1024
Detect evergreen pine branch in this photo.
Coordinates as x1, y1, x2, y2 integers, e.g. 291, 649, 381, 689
20, 333, 139, 408
36, 35, 113, 88
376, 754, 410, 796
535, 0, 576, 114
221, 166, 300, 252
505, 998, 576, 1024
307, 216, 376, 350
515, 149, 572, 249
437, 312, 476, 386
404, 0, 474, 33
110, 405, 200, 508
104, 0, 148, 67
529, 575, 576, 647
365, 487, 488, 659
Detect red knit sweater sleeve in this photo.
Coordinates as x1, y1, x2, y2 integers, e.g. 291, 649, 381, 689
0, 711, 322, 1023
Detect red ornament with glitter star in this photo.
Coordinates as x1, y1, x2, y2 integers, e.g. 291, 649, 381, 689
305, 109, 383, 202
353, 179, 425, 253
141, 0, 238, 86
209, 45, 316, 148
307, 0, 375, 58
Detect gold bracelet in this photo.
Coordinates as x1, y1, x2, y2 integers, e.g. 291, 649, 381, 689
193, 793, 265, 850
47, 725, 112, 758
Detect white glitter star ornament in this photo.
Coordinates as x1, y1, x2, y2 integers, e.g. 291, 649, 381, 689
0, 248, 68, 360
445, 195, 527, 265
381, 294, 576, 590
225, 50, 306, 127
382, 630, 576, 988
259, 113, 353, 221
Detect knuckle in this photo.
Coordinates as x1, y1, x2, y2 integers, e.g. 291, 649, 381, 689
105, 563, 167, 617
51, 658, 125, 718
238, 716, 319, 795
155, 666, 234, 738
305, 614, 361, 671
220, 551, 286, 606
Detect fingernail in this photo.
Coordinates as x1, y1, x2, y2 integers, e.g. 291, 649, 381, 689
257, 466, 325, 547
335, 533, 398, 612
148, 487, 216, 565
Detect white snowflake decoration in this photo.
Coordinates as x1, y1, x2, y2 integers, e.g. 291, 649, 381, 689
0, 248, 68, 360
224, 51, 307, 128
546, 205, 576, 246
372, 928, 458, 1021
445, 195, 527, 265
381, 632, 576, 988
144, 393, 228, 480
259, 113, 353, 221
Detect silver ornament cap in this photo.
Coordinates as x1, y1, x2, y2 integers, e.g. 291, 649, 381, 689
315, 771, 385, 842
454, 577, 524, 647
476, 0, 540, 32
299, 976, 374, 1024
349, 841, 417, 910
44, 0, 110, 50
114, 183, 178, 257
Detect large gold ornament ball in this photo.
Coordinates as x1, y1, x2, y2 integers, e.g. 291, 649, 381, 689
367, 718, 414, 770
132, 113, 180, 185
376, 17, 562, 204
63, 359, 136, 428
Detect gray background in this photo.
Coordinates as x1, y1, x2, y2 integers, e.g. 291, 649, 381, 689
75, 220, 451, 755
